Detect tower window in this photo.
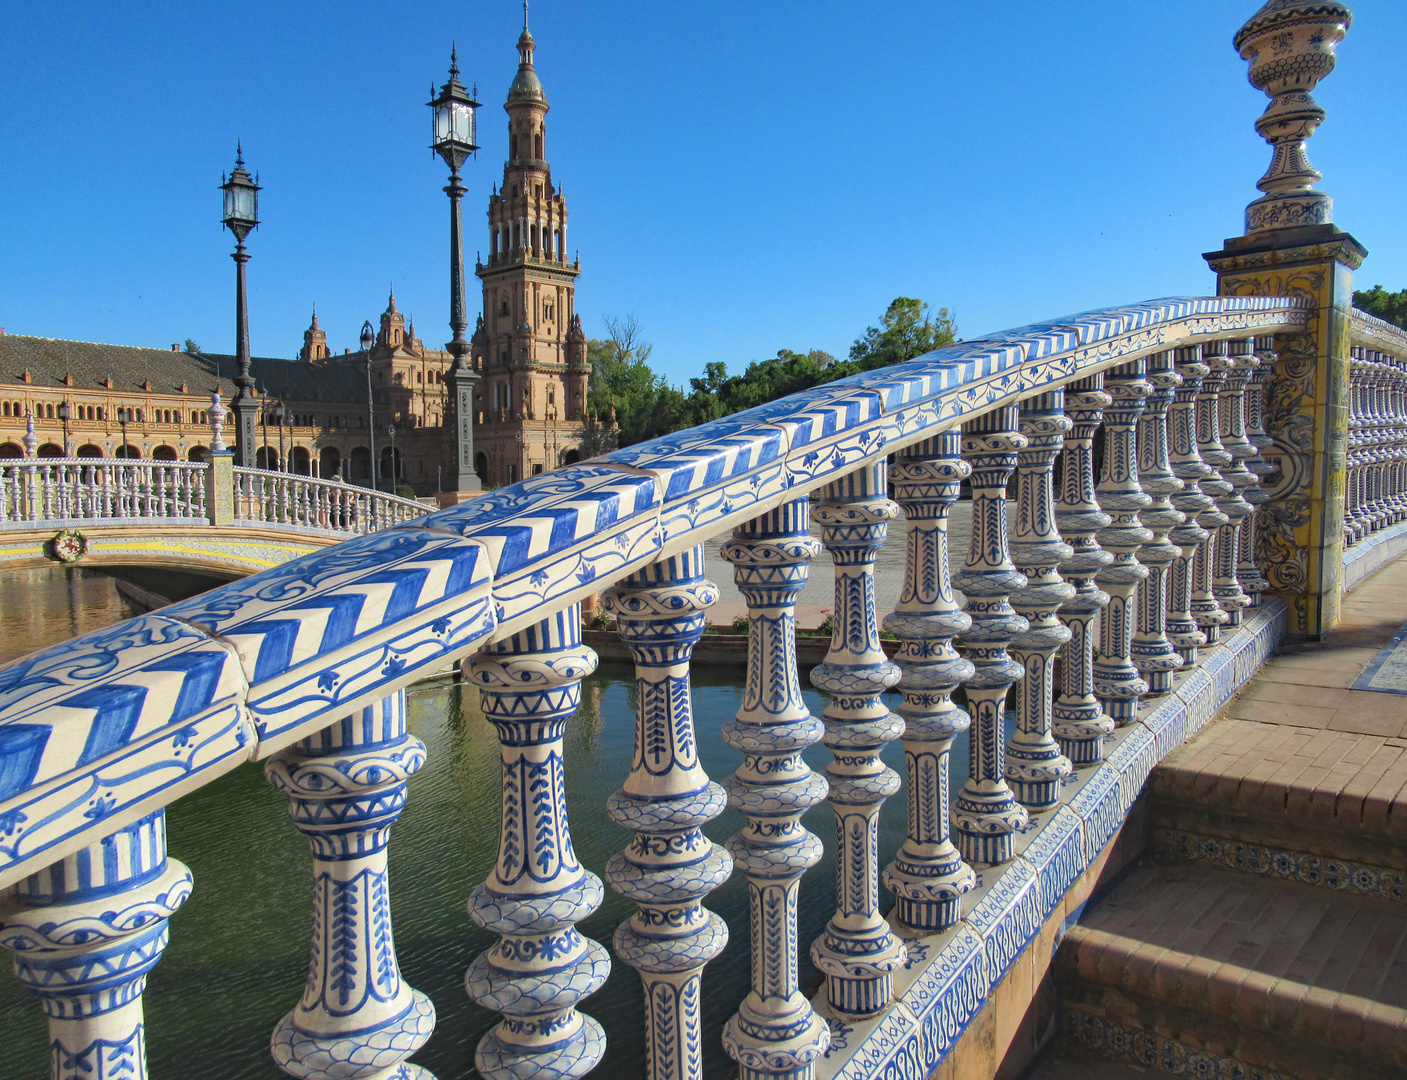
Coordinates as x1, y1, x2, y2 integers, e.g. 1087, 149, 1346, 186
510, 134, 519, 158
534, 132, 543, 159
544, 302, 553, 321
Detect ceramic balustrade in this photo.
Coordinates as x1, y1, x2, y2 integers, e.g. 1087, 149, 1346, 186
809, 461, 908, 1017
1093, 360, 1152, 726
0, 459, 209, 523
1130, 351, 1185, 695
1006, 391, 1075, 809
1214, 339, 1257, 627
1346, 345, 1407, 544
952, 406, 1030, 863
0, 294, 1327, 1080
882, 431, 977, 933
604, 550, 732, 1080
1168, 345, 1216, 666
264, 691, 437, 1080
465, 607, 610, 1080
1052, 375, 1116, 765
1239, 335, 1276, 605
0, 812, 191, 1080
719, 499, 831, 1080
1189, 342, 1232, 648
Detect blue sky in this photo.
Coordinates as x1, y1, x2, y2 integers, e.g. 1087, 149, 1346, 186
2, 2, 1403, 386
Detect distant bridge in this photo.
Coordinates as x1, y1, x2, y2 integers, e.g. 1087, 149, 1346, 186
0, 455, 428, 575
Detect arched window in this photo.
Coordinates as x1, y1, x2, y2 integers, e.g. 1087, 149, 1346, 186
510, 133, 518, 158
152, 445, 177, 461
76, 444, 103, 458
45, 404, 54, 418
534, 131, 543, 158
0, 442, 23, 459
188, 445, 208, 462
2, 403, 9, 416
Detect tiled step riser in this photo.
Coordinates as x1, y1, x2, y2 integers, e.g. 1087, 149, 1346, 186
1152, 826, 1405, 903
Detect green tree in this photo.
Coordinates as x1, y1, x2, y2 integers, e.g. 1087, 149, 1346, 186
1354, 285, 1407, 330
848, 297, 958, 370
586, 315, 683, 447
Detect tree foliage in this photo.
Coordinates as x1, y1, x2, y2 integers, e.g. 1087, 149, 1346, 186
1355, 285, 1407, 330
581, 298, 958, 448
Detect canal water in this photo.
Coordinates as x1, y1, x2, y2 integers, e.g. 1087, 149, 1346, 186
0, 569, 999, 1079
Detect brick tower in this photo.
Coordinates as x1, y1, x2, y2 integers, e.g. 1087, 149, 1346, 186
471, 7, 591, 487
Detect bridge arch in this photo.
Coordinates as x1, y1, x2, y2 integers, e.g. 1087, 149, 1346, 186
256, 446, 279, 470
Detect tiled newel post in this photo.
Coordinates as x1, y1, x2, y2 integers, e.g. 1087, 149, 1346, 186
1006, 391, 1074, 808
810, 462, 907, 1017
952, 407, 1030, 863
1053, 376, 1115, 765
1168, 345, 1216, 666
465, 610, 610, 1080
720, 499, 832, 1080
882, 431, 977, 934
0, 812, 190, 1080
605, 551, 732, 1080
1131, 351, 1186, 695
1093, 361, 1151, 726
265, 691, 437, 1080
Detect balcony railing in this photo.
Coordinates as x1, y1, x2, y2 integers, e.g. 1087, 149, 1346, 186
7, 294, 1403, 1080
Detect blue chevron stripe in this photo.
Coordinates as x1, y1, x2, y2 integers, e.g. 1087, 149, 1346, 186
352, 566, 435, 624
243, 619, 302, 683
0, 725, 50, 802
292, 592, 367, 654
146, 651, 228, 722
71, 685, 149, 765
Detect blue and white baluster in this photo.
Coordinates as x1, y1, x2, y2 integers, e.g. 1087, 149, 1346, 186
605, 552, 732, 1080
882, 432, 978, 933
1093, 361, 1152, 726
1053, 376, 1115, 765
720, 501, 832, 1080
1130, 351, 1186, 695
1239, 336, 1276, 606
1346, 349, 1367, 544
809, 462, 908, 1018
1006, 392, 1075, 810
1214, 339, 1257, 628
1196, 340, 1241, 642
465, 610, 611, 1080
1168, 345, 1217, 666
952, 407, 1031, 864
0, 812, 191, 1080
266, 692, 437, 1080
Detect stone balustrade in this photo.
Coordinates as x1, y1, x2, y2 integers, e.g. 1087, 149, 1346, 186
0, 294, 1368, 1080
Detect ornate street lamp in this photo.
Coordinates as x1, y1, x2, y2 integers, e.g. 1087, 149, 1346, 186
270, 401, 287, 472
56, 401, 71, 456
221, 144, 261, 467
429, 49, 483, 495
361, 320, 378, 489
116, 407, 133, 459
386, 423, 398, 491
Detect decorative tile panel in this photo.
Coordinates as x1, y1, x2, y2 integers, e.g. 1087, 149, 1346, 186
963, 857, 1042, 984
1018, 805, 1086, 919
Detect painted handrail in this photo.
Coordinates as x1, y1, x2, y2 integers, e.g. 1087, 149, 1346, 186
0, 294, 1326, 1080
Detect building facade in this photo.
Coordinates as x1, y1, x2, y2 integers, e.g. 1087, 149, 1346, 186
0, 20, 597, 494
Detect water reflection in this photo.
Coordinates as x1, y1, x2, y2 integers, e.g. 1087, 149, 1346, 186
0, 664, 1002, 1080
0, 566, 141, 665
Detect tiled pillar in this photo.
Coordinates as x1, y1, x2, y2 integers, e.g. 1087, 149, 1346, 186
882, 431, 977, 933
810, 462, 907, 1018
720, 499, 831, 1080
1007, 391, 1075, 809
465, 611, 610, 1080
605, 552, 732, 1080
1053, 376, 1116, 764
1093, 361, 1152, 725
266, 691, 438, 1080
0, 812, 191, 1080
1130, 351, 1186, 695
952, 407, 1031, 863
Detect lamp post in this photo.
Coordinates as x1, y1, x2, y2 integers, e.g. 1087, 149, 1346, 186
386, 423, 398, 492
57, 401, 71, 456
270, 401, 287, 472
361, 321, 378, 490
220, 144, 261, 467
116, 407, 132, 459
429, 49, 483, 495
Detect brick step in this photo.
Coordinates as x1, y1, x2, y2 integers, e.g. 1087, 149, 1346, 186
1057, 863, 1407, 1080
1149, 717, 1407, 901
